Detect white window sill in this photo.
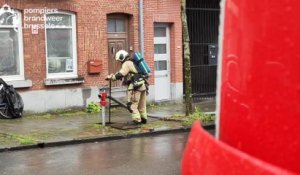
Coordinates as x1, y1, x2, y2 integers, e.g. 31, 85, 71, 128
7, 80, 33, 88
44, 77, 84, 86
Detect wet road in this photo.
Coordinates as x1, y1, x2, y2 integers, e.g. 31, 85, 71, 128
0, 133, 189, 175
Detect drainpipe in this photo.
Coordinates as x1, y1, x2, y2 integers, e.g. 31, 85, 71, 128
139, 0, 145, 56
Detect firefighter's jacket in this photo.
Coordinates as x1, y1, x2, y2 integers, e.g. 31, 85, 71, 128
118, 60, 146, 91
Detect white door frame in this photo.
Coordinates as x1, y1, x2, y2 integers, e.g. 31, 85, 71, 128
154, 23, 171, 101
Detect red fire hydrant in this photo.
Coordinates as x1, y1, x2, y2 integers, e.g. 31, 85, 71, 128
99, 90, 108, 107
99, 90, 108, 126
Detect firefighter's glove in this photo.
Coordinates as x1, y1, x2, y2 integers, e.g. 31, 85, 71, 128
105, 74, 116, 81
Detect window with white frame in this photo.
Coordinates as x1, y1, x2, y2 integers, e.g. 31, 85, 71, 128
45, 12, 77, 78
0, 9, 24, 81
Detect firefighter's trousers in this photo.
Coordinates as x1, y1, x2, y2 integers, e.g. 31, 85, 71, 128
128, 90, 147, 122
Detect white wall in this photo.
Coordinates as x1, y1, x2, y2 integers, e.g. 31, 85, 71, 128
148, 82, 183, 102
20, 84, 183, 113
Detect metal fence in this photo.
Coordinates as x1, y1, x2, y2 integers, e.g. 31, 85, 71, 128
191, 65, 217, 100
186, 0, 221, 101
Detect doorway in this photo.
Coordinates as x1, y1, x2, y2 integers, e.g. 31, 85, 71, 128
107, 14, 129, 87
154, 24, 171, 101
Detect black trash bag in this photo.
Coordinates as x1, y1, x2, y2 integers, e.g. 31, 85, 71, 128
0, 78, 24, 119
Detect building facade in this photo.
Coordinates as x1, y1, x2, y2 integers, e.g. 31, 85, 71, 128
0, 0, 182, 113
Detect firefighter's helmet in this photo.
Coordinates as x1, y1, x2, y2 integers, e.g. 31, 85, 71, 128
115, 50, 129, 62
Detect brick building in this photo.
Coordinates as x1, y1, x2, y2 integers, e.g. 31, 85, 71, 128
0, 0, 183, 113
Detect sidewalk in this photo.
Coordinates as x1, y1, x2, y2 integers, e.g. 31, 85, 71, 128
0, 101, 215, 151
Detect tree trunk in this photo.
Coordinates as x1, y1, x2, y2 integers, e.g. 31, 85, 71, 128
181, 0, 193, 116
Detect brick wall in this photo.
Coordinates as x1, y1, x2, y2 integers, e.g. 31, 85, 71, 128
1, 0, 139, 90
0, 0, 182, 91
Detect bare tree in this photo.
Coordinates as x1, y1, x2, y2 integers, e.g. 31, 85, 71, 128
181, 0, 193, 115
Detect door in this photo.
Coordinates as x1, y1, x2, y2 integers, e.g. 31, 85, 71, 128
107, 15, 129, 87
154, 24, 171, 101
108, 39, 126, 87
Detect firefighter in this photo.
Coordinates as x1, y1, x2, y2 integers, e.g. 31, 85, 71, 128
105, 50, 147, 125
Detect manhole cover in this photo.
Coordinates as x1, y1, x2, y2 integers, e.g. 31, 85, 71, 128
109, 123, 141, 130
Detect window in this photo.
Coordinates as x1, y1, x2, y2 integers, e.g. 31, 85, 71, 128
107, 18, 126, 33
154, 27, 166, 37
0, 10, 24, 81
154, 44, 167, 54
45, 12, 77, 78
155, 60, 167, 71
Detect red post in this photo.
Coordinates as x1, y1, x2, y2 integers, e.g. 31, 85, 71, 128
182, 0, 300, 174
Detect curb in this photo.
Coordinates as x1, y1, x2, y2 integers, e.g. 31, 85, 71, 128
0, 124, 215, 153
